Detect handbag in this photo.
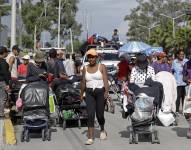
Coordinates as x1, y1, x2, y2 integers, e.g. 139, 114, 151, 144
157, 109, 175, 126
183, 85, 191, 114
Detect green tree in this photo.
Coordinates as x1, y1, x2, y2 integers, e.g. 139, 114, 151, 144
21, 0, 82, 48
125, 0, 191, 50
0, 0, 10, 31
66, 39, 82, 54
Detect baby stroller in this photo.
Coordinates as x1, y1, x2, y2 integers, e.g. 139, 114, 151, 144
20, 81, 51, 142
55, 82, 87, 130
125, 93, 160, 144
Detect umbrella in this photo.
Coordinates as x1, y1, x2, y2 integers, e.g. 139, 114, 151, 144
144, 47, 163, 56
119, 41, 151, 53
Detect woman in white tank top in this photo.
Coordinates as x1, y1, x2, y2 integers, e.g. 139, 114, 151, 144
80, 48, 109, 145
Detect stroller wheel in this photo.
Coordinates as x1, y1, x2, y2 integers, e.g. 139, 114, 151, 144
78, 119, 81, 129
42, 129, 46, 141
151, 132, 156, 144
25, 129, 30, 142
134, 133, 138, 144
129, 132, 133, 144
20, 130, 25, 142
154, 131, 160, 144
63, 120, 66, 130
46, 129, 51, 141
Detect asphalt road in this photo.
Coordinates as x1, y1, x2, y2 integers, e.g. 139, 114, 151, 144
2, 99, 191, 150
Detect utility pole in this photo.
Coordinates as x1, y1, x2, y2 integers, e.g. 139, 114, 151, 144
69, 28, 74, 54
58, 0, 61, 48
19, 0, 22, 48
34, 25, 37, 50
11, 0, 16, 48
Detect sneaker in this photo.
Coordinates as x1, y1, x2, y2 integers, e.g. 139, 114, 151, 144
100, 131, 107, 140
85, 139, 94, 145
187, 128, 191, 139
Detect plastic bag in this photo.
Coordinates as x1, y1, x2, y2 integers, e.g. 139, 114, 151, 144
157, 109, 175, 127
16, 98, 23, 109
183, 85, 191, 114
131, 94, 154, 121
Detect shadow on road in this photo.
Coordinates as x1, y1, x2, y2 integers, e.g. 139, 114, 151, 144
81, 128, 102, 139
118, 126, 130, 138
172, 127, 187, 137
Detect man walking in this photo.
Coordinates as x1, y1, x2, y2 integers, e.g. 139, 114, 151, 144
0, 46, 11, 117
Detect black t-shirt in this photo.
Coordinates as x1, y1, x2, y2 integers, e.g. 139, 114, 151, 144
0, 58, 11, 85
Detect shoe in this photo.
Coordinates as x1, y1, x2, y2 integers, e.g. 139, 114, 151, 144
100, 131, 107, 140
187, 128, 191, 139
85, 139, 94, 145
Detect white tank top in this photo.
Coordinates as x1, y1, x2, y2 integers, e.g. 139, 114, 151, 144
85, 64, 104, 89
6, 52, 18, 78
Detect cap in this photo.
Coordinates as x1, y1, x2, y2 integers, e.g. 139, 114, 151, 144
22, 55, 30, 60
12, 45, 21, 52
34, 51, 45, 62
86, 48, 98, 56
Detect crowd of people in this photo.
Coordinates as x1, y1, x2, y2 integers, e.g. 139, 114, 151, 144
0, 45, 80, 117
117, 50, 191, 139
1, 43, 191, 145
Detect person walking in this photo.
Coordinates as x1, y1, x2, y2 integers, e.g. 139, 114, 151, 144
6, 45, 21, 80
63, 54, 76, 76
0, 46, 11, 117
18, 55, 30, 78
151, 52, 171, 74
80, 49, 109, 145
172, 50, 188, 114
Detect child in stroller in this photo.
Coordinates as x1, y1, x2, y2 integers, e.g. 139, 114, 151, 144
20, 81, 51, 142
122, 82, 160, 144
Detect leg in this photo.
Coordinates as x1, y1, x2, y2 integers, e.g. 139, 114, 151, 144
0, 86, 7, 117
181, 86, 186, 111
176, 86, 181, 113
95, 88, 105, 131
85, 89, 96, 139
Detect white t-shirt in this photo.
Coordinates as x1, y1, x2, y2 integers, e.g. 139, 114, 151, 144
130, 66, 156, 87
63, 59, 75, 76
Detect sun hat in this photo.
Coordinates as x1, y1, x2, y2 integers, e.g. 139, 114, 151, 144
34, 51, 45, 62
22, 55, 30, 60
136, 53, 148, 70
86, 48, 98, 56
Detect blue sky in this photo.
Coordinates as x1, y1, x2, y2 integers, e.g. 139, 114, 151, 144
1, 0, 138, 44
76, 0, 138, 41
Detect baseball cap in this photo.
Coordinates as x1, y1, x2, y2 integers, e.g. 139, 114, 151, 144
86, 48, 98, 56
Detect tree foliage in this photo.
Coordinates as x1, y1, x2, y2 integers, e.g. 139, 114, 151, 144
21, 0, 81, 48
0, 0, 10, 31
125, 0, 191, 50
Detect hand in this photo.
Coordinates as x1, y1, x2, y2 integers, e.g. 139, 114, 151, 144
104, 92, 109, 99
80, 95, 84, 101
5, 85, 10, 91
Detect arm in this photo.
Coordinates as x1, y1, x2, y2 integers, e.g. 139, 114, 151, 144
101, 64, 109, 98
0, 61, 11, 85
80, 67, 86, 100
8, 56, 15, 71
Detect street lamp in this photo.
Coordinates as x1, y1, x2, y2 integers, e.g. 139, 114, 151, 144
160, 13, 186, 38
138, 24, 160, 40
